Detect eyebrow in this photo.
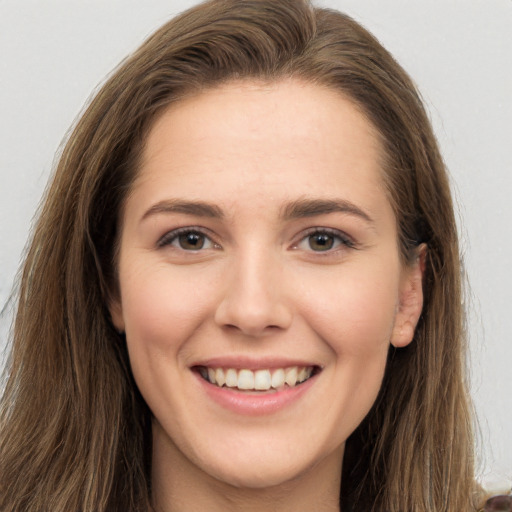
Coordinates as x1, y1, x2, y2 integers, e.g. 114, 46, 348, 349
141, 199, 224, 221
281, 198, 374, 223
141, 197, 373, 224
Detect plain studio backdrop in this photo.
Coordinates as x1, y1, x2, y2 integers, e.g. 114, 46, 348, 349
0, 0, 510, 486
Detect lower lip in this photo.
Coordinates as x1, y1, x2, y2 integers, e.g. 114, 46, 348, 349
194, 372, 317, 416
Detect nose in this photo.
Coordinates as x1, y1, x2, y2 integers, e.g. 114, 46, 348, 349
214, 251, 293, 337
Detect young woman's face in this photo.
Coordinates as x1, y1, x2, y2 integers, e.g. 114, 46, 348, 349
111, 80, 423, 491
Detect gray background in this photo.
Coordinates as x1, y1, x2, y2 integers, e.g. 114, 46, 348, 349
1, 0, 511, 486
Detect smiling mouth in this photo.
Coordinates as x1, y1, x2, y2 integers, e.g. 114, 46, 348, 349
195, 366, 319, 391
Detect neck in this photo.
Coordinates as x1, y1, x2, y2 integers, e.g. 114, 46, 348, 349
150, 422, 343, 512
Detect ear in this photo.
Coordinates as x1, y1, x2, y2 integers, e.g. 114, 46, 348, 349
390, 244, 427, 348
108, 297, 126, 333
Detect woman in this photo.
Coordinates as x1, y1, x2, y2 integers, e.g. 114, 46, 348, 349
0, 0, 481, 510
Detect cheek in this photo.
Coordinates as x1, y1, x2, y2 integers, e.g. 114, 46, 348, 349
298, 264, 400, 356
300, 269, 398, 438
119, 263, 218, 364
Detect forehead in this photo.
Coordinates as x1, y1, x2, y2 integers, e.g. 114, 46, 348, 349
142, 79, 382, 164
129, 79, 390, 223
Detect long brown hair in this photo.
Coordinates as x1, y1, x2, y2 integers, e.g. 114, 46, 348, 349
0, 1, 476, 510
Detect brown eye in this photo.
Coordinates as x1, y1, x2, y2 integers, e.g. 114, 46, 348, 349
294, 229, 354, 254
308, 233, 335, 251
178, 232, 206, 250
158, 229, 217, 251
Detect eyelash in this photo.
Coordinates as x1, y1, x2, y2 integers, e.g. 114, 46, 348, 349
157, 226, 356, 254
294, 228, 356, 254
157, 227, 219, 251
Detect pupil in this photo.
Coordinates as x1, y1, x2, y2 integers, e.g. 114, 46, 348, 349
310, 233, 333, 251
179, 232, 204, 250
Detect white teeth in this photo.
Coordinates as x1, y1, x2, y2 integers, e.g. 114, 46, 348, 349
238, 369, 255, 390
285, 366, 298, 387
271, 368, 285, 389
225, 368, 238, 388
215, 368, 225, 387
298, 367, 308, 383
201, 365, 314, 391
254, 369, 272, 390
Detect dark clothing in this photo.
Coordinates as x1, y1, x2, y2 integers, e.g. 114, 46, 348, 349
484, 495, 512, 511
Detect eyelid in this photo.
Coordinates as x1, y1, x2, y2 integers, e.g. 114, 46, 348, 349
156, 225, 355, 253
157, 226, 220, 250
292, 227, 357, 252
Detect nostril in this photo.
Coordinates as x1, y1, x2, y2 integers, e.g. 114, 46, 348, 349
214, 282, 293, 335
221, 322, 285, 337
223, 323, 241, 331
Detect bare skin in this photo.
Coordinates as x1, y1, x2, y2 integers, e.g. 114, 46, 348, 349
111, 79, 424, 511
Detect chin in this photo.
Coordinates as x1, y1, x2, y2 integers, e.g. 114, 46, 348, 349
191, 435, 343, 493
206, 458, 314, 490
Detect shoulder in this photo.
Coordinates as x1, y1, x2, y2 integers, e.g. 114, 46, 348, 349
481, 494, 512, 511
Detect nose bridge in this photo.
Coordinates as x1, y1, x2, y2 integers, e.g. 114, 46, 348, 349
214, 243, 292, 335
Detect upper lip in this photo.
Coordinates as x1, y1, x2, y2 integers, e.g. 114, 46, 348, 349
190, 357, 321, 371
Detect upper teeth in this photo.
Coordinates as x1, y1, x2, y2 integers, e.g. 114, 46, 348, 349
200, 366, 313, 391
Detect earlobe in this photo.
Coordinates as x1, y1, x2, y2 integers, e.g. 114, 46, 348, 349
108, 298, 125, 333
391, 244, 427, 348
